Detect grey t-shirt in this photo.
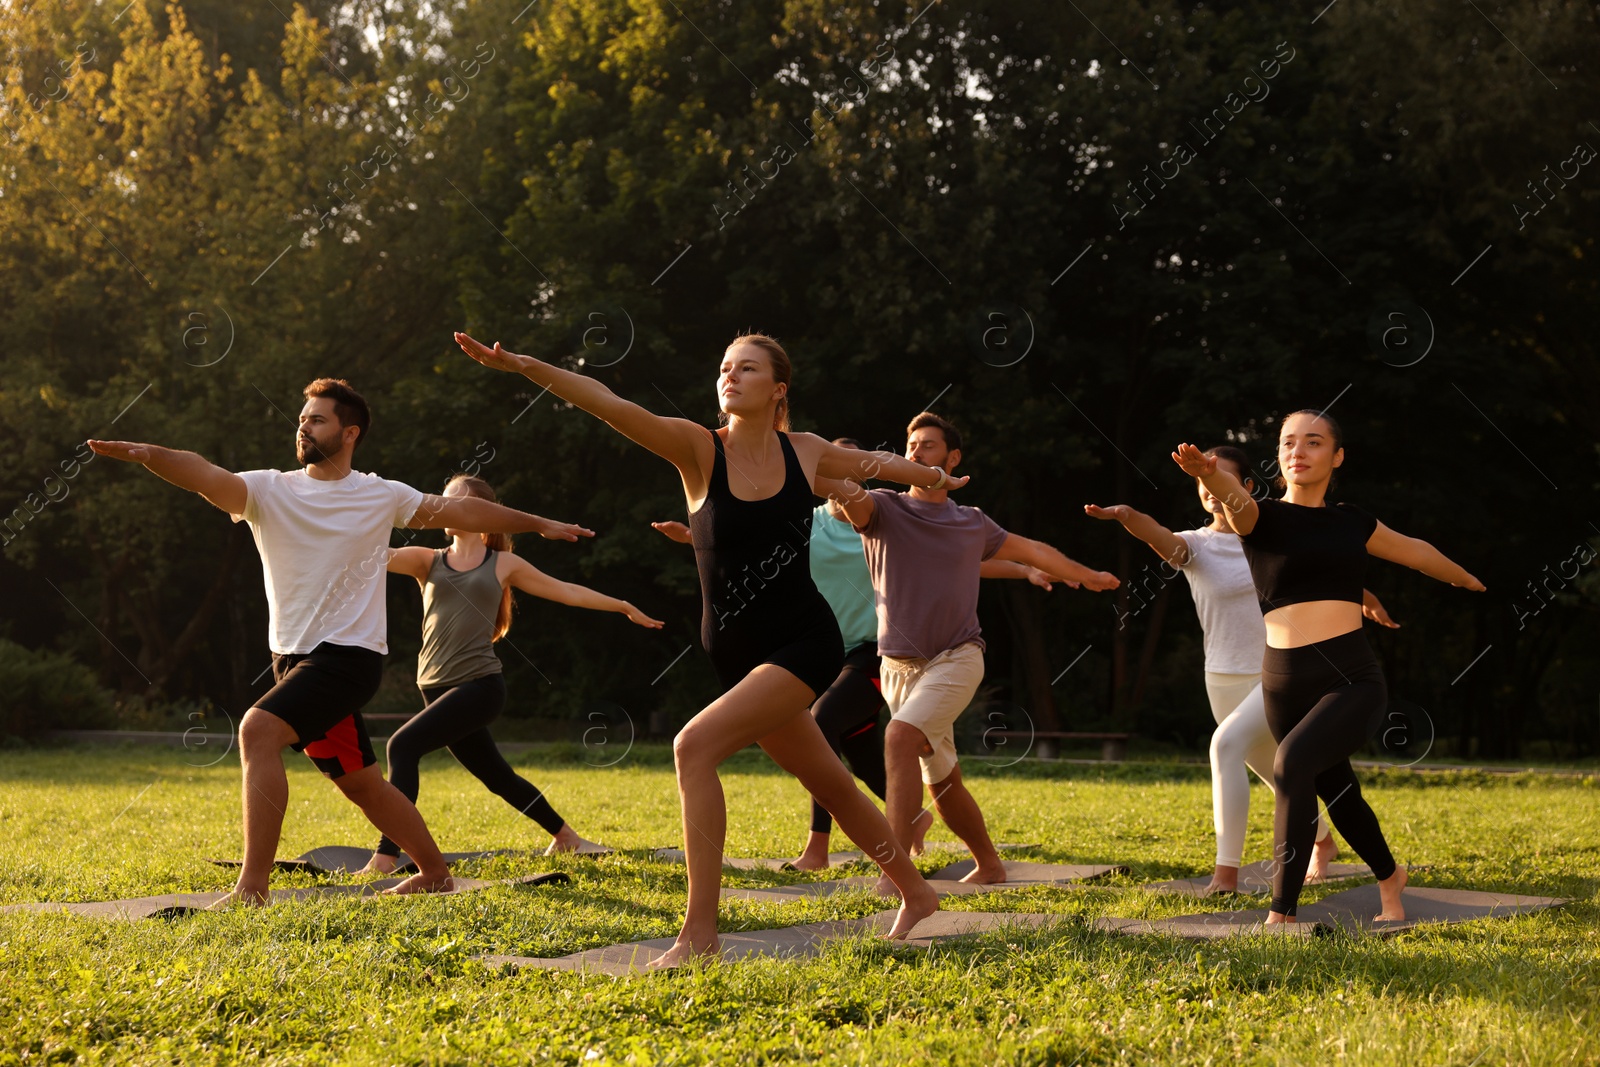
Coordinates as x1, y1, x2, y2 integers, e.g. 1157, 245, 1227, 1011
855, 489, 1009, 660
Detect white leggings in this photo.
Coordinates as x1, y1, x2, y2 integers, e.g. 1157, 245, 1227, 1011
1206, 671, 1329, 868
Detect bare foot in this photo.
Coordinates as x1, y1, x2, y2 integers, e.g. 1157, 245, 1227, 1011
1202, 863, 1239, 896
883, 878, 939, 940
647, 931, 720, 970
872, 874, 902, 900
958, 859, 1009, 885
358, 853, 399, 876
908, 810, 934, 857
382, 871, 454, 896
790, 831, 834, 871
1374, 864, 1407, 921
1264, 910, 1297, 924
1306, 835, 1339, 884
544, 826, 609, 855
206, 885, 269, 910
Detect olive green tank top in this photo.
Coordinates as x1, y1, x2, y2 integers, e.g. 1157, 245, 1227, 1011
417, 548, 504, 688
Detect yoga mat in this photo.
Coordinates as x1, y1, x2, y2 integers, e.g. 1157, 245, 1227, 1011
722, 864, 1124, 905
1141, 860, 1373, 897
209, 846, 528, 875
1095, 884, 1567, 940
479, 909, 1073, 975
649, 843, 1040, 872
0, 871, 571, 921
923, 859, 1129, 884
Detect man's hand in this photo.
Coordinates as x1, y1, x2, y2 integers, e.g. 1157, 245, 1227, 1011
1079, 570, 1121, 592
651, 520, 692, 544
87, 440, 157, 463
454, 332, 530, 374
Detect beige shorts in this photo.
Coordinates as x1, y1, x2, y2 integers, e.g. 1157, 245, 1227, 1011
881, 641, 986, 785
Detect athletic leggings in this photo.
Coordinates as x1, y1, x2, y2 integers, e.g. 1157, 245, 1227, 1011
809, 644, 888, 835
375, 672, 564, 857
1261, 629, 1397, 915
1205, 672, 1329, 869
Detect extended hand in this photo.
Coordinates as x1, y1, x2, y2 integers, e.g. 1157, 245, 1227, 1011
86, 440, 156, 463
1361, 599, 1401, 629
651, 520, 692, 544
538, 519, 596, 542
624, 604, 666, 629
1455, 574, 1487, 592
1083, 504, 1131, 523
1171, 443, 1216, 478
1081, 570, 1121, 592
454, 332, 528, 374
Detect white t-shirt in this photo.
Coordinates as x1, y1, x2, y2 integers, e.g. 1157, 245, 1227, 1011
1174, 525, 1266, 674
232, 469, 424, 655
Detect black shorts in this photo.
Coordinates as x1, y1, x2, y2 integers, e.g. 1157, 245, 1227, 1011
255, 642, 383, 778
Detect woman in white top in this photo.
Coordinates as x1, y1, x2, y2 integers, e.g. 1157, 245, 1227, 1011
1086, 445, 1397, 893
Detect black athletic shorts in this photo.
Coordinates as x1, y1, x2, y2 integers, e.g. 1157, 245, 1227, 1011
255, 642, 382, 778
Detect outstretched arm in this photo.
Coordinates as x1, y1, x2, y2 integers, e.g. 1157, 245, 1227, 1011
1083, 503, 1189, 566
990, 534, 1120, 591
86, 440, 246, 515
1367, 523, 1486, 590
1173, 443, 1258, 535
814, 474, 876, 529
810, 437, 971, 494
455, 333, 705, 472
408, 494, 593, 542
504, 555, 664, 628
386, 546, 434, 583
1362, 588, 1400, 628
979, 558, 1071, 590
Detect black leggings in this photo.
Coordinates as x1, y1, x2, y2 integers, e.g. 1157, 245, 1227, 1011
809, 644, 888, 835
375, 673, 565, 857
1261, 629, 1397, 915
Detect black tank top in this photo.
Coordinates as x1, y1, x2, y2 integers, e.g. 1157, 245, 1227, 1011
1240, 498, 1378, 613
688, 429, 830, 652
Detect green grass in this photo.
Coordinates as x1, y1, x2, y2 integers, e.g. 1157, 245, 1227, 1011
1, 745, 1597, 1065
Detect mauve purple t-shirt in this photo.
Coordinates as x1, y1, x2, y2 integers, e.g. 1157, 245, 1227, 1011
856, 488, 1009, 660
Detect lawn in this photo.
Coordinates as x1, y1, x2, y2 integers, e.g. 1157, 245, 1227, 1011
0, 744, 1596, 1066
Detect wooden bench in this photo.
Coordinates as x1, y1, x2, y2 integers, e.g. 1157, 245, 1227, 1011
987, 730, 1131, 762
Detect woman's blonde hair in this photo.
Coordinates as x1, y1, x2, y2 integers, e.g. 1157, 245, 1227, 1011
443, 473, 514, 641
724, 333, 792, 431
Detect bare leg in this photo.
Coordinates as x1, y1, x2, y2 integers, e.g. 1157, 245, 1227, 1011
909, 808, 933, 856
358, 852, 399, 876
211, 708, 296, 908
649, 666, 937, 970
883, 720, 931, 854
925, 765, 1006, 884
332, 765, 452, 894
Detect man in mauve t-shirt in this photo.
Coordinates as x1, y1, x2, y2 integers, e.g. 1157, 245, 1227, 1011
90, 378, 591, 906
828, 412, 1119, 885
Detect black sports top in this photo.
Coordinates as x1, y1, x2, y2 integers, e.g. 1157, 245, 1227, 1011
687, 428, 841, 694
1239, 498, 1378, 614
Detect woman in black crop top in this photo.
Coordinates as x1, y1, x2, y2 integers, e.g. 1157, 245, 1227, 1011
1175, 410, 1483, 923
454, 329, 963, 966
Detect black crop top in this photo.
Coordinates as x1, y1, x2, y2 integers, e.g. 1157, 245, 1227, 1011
1239, 498, 1377, 614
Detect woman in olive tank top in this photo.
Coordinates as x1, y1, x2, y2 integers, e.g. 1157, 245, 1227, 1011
359, 473, 663, 874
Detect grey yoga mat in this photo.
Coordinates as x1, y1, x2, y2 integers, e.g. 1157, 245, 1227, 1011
1095, 884, 1567, 940
0, 871, 571, 921
208, 846, 542, 875
1141, 860, 1373, 897
479, 909, 1073, 976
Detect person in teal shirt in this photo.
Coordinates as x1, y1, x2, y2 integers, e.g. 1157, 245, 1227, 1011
657, 436, 1058, 870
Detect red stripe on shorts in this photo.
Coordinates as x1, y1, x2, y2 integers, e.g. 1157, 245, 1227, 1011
302, 715, 366, 776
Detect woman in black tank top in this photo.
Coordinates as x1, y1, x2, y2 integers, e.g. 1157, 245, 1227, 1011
455, 329, 966, 967
1175, 410, 1483, 923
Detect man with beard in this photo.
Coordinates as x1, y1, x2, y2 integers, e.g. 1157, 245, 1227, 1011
89, 378, 593, 905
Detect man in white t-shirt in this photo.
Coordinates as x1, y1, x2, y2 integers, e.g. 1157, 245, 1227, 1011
89, 378, 592, 905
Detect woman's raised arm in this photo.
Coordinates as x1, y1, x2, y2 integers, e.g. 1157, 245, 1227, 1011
455, 333, 707, 474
